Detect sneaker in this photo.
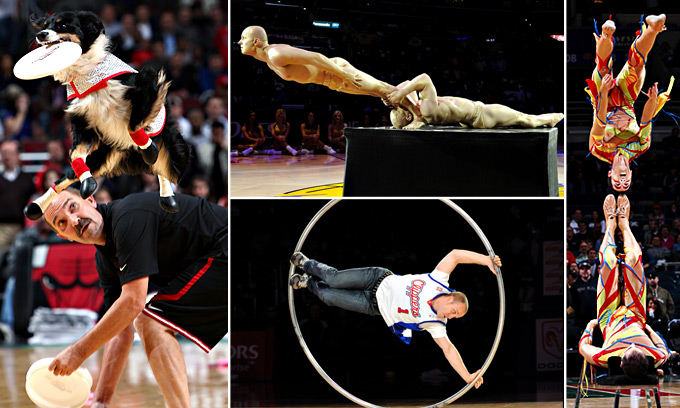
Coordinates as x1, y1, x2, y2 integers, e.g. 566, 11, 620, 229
290, 273, 310, 289
290, 251, 309, 269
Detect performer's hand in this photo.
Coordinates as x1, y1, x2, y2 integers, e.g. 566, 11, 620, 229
49, 344, 86, 376
386, 88, 406, 106
465, 370, 484, 389
343, 73, 362, 89
486, 255, 502, 275
601, 74, 615, 93
642, 82, 659, 101
586, 319, 598, 331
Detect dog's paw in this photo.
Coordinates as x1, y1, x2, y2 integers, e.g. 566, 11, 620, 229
141, 140, 159, 165
80, 177, 98, 199
159, 195, 179, 213
24, 203, 43, 221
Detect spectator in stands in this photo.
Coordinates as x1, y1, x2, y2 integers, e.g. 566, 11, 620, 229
589, 210, 606, 235
668, 203, 680, 222
158, 12, 178, 58
650, 203, 665, 225
166, 52, 200, 96
567, 226, 579, 256
176, 7, 201, 46
238, 111, 266, 157
111, 13, 139, 63
573, 260, 597, 333
1, 86, 30, 140
327, 110, 346, 153
199, 53, 228, 93
647, 297, 669, 340
301, 112, 335, 155
645, 219, 661, 246
135, 4, 153, 42
169, 96, 191, 138
585, 248, 599, 276
201, 96, 228, 141
0, 140, 35, 250
646, 236, 671, 273
188, 174, 215, 202
672, 217, 680, 238
195, 121, 228, 200
100, 4, 121, 39
268, 109, 297, 156
575, 240, 590, 263
93, 187, 113, 205
648, 272, 675, 320
570, 209, 582, 233
0, 54, 20, 96
665, 167, 680, 193
185, 107, 209, 147
660, 224, 675, 250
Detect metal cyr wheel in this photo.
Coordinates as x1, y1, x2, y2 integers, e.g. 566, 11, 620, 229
288, 199, 505, 408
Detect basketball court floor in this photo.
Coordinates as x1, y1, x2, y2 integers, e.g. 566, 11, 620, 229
230, 150, 565, 197
0, 340, 228, 407
566, 376, 680, 407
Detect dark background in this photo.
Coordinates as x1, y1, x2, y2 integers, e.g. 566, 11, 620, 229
230, 199, 563, 407
231, 0, 564, 148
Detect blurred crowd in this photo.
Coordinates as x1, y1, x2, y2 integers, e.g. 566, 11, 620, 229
0, 0, 227, 341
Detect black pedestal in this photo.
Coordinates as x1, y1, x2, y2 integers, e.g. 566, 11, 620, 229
343, 126, 558, 197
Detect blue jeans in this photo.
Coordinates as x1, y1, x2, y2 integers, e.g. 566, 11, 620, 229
303, 259, 390, 316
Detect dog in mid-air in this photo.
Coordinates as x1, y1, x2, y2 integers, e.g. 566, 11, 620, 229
24, 10, 189, 220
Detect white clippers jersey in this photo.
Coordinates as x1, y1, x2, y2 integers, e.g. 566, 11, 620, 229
376, 269, 453, 344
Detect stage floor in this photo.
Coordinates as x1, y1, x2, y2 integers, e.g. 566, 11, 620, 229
0, 340, 228, 407
566, 375, 680, 407
230, 150, 565, 197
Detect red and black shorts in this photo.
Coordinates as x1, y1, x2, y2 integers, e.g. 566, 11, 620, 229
142, 255, 228, 353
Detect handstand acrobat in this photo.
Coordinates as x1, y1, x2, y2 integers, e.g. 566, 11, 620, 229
579, 194, 669, 379
385, 73, 564, 129
586, 15, 673, 192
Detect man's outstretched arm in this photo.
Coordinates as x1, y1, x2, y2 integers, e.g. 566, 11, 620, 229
433, 335, 484, 388
386, 73, 438, 108
267, 45, 362, 88
435, 249, 501, 275
579, 319, 602, 366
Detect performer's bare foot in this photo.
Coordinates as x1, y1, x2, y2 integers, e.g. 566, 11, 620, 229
603, 194, 617, 220
545, 113, 564, 127
616, 194, 630, 221
646, 14, 666, 32
595, 20, 615, 60
601, 20, 616, 38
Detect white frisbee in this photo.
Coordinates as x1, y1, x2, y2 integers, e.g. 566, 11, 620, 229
25, 358, 93, 408
14, 42, 82, 80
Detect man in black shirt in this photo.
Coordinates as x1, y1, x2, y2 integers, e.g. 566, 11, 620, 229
41, 188, 227, 407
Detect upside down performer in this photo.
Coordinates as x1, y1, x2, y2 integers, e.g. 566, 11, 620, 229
290, 249, 502, 388
586, 15, 673, 192
579, 194, 670, 379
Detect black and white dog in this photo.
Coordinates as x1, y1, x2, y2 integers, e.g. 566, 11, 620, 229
24, 11, 189, 220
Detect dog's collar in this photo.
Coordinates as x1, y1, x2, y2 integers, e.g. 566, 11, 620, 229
66, 54, 137, 100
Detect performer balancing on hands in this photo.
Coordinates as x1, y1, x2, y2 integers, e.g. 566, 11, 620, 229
579, 194, 670, 379
586, 15, 673, 192
290, 249, 502, 388
386, 73, 564, 130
